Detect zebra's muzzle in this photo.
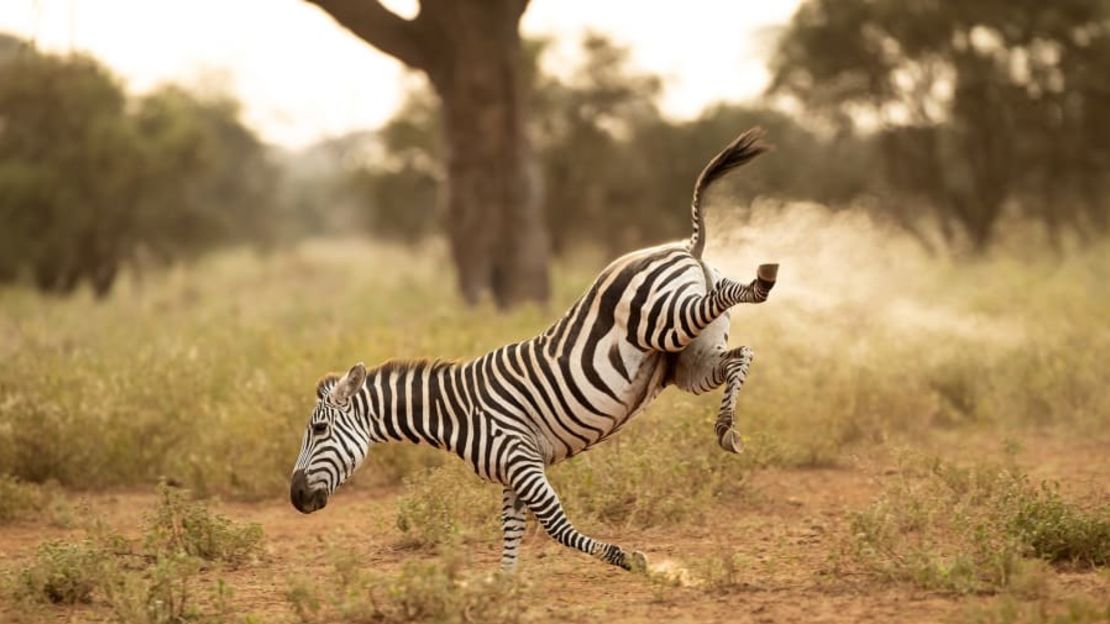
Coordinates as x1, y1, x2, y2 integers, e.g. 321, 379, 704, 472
290, 469, 328, 514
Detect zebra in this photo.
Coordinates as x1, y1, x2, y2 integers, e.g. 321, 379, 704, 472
290, 129, 778, 573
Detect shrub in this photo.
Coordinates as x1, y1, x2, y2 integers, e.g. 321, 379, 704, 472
843, 453, 1108, 594
286, 548, 532, 624
143, 483, 263, 565
962, 595, 1110, 624
11, 539, 111, 604
1008, 482, 1110, 567
0, 474, 64, 525
692, 551, 752, 593
2, 233, 1109, 500
102, 553, 200, 624
5, 487, 263, 621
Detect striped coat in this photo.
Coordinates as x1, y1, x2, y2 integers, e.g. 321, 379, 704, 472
291, 129, 777, 572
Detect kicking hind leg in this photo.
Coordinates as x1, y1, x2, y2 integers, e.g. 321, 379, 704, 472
714, 346, 754, 453
674, 334, 757, 453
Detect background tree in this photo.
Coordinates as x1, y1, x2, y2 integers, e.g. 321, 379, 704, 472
0, 49, 141, 294
133, 86, 277, 260
340, 34, 876, 257
0, 42, 277, 296
306, 0, 549, 308
345, 87, 442, 243
771, 0, 1110, 250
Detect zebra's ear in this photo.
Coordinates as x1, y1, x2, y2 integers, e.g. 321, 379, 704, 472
331, 362, 367, 402
316, 373, 340, 400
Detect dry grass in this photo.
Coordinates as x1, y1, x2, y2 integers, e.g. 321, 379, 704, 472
2, 212, 1106, 502
0, 206, 1107, 621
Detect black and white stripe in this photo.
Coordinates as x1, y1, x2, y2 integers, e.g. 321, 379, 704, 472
291, 129, 777, 572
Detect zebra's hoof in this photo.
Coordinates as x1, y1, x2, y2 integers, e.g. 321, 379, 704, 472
718, 428, 744, 454
757, 263, 779, 283
627, 550, 648, 574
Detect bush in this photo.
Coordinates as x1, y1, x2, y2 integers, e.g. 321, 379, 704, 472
286, 548, 532, 624
143, 483, 263, 565
101, 553, 244, 624
843, 453, 1108, 594
962, 595, 1110, 624
1008, 482, 1110, 567
0, 474, 70, 526
11, 539, 110, 604
4, 487, 263, 620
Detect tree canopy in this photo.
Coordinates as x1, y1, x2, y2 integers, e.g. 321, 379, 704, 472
0, 42, 277, 296
771, 0, 1110, 248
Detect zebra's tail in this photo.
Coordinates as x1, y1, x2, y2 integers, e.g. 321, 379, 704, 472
688, 128, 769, 259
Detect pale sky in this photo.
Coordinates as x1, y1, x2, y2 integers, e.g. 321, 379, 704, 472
0, 0, 801, 148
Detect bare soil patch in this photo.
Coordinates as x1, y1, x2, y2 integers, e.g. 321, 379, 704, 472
1, 431, 1106, 623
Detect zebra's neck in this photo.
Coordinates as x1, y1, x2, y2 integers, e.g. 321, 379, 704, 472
357, 359, 474, 454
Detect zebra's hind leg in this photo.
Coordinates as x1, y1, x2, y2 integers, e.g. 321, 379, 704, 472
509, 459, 647, 572
500, 487, 527, 572
715, 346, 755, 454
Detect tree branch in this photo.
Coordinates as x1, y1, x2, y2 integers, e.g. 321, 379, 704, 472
513, 0, 531, 21
306, 0, 430, 70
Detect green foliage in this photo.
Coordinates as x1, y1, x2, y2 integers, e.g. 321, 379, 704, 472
102, 553, 200, 624
1008, 483, 1110, 567
772, 0, 1110, 249
286, 548, 532, 624
143, 483, 263, 565
347, 87, 442, 244
0, 40, 276, 297
11, 539, 109, 605
331, 34, 877, 257
5, 488, 262, 620
844, 453, 1108, 594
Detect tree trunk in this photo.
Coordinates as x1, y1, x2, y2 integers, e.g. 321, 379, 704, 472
428, 3, 548, 307
306, 0, 549, 308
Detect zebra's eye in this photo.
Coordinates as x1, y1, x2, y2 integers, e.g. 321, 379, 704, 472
312, 422, 328, 436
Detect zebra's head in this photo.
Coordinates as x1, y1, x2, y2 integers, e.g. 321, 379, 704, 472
290, 362, 371, 514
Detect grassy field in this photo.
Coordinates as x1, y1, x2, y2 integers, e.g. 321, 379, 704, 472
0, 205, 1107, 622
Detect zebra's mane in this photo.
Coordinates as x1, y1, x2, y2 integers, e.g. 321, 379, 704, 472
371, 358, 456, 378
316, 373, 341, 398
316, 359, 455, 399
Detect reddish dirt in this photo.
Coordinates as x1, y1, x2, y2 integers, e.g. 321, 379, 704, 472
1, 429, 1107, 623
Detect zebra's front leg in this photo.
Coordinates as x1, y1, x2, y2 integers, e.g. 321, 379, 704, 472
509, 459, 647, 572
715, 346, 755, 454
500, 487, 527, 572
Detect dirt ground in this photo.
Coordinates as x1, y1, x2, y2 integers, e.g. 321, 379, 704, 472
1, 429, 1107, 623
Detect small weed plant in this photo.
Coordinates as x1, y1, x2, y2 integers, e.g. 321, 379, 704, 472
144, 483, 263, 565
844, 453, 1109, 594
286, 547, 532, 624
4, 485, 263, 622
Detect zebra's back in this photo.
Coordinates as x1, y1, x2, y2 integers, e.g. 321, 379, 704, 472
474, 243, 712, 465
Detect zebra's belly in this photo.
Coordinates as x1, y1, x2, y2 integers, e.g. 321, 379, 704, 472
550, 345, 670, 460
